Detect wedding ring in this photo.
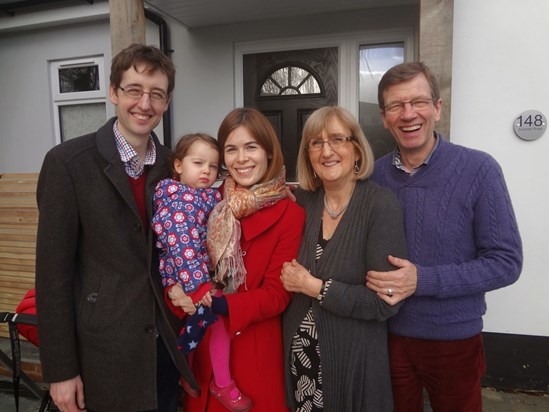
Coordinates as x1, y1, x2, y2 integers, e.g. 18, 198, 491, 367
387, 288, 393, 297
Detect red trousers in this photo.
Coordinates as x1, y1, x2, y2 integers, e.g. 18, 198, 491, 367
389, 333, 486, 412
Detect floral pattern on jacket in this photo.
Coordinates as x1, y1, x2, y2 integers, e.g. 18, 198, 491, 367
152, 178, 221, 294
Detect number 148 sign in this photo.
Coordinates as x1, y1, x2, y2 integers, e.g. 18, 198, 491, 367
514, 110, 546, 141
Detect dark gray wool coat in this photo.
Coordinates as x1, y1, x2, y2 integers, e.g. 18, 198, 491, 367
283, 179, 408, 411
35, 118, 193, 411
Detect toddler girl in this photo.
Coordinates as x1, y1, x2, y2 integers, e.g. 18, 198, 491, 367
152, 133, 251, 411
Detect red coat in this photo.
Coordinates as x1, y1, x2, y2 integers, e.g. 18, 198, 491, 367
185, 197, 305, 412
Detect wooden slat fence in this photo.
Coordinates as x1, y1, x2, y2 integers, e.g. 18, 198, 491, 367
0, 173, 39, 338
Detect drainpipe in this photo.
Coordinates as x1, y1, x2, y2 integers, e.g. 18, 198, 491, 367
145, 8, 174, 148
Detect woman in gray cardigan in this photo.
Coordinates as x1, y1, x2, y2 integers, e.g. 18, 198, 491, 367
281, 106, 408, 411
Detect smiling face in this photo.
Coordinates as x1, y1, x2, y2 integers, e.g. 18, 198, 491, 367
223, 126, 269, 188
308, 116, 358, 189
381, 73, 442, 160
174, 140, 219, 189
109, 64, 170, 144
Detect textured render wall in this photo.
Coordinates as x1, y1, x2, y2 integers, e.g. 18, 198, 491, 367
0, 19, 111, 173
452, 0, 549, 336
167, 6, 418, 140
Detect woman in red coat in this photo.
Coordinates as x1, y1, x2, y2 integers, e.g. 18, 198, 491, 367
180, 108, 305, 412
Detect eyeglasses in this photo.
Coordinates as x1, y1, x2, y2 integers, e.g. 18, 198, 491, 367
307, 136, 354, 152
383, 98, 436, 115
118, 86, 168, 102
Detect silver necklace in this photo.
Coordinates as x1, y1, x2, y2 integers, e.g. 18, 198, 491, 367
323, 194, 350, 219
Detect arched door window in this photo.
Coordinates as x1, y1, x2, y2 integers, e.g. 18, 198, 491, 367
260, 65, 323, 97
244, 49, 337, 181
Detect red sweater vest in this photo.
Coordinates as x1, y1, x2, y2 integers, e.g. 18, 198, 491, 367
129, 171, 148, 229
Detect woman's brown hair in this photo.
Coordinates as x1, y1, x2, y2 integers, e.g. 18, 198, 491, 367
217, 108, 285, 184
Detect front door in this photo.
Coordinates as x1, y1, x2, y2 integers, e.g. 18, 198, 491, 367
243, 47, 338, 181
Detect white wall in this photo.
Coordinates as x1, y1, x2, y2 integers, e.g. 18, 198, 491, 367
452, 1, 549, 336
1, 1, 545, 338
0, 5, 416, 173
0, 2, 162, 173
166, 7, 418, 140
0, 19, 111, 173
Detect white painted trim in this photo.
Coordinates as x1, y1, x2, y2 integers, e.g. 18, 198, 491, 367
52, 100, 107, 144
234, 28, 415, 118
50, 56, 106, 101
49, 55, 108, 144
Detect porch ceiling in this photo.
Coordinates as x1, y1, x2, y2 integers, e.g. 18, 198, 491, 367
145, 0, 418, 29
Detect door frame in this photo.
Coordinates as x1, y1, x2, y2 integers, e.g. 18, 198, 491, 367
234, 29, 416, 118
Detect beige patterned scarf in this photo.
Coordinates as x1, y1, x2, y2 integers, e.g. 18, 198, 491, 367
207, 167, 287, 293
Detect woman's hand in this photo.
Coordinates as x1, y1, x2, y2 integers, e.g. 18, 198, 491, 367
198, 290, 213, 307
168, 284, 197, 315
280, 259, 323, 298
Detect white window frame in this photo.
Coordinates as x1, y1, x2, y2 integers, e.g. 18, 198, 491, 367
50, 55, 107, 143
234, 29, 415, 118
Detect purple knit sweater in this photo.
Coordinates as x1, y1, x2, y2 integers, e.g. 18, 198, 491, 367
371, 134, 522, 340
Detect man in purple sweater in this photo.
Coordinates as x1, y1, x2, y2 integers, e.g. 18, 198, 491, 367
367, 62, 522, 412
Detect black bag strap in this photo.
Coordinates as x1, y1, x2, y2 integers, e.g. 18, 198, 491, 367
8, 319, 22, 412
39, 391, 55, 412
2, 311, 38, 326
1, 312, 41, 412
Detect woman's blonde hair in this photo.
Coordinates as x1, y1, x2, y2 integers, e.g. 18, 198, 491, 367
296, 106, 374, 191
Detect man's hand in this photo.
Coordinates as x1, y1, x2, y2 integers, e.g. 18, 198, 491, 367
50, 375, 85, 412
366, 255, 417, 304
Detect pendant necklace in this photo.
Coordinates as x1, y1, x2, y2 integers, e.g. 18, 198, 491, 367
323, 194, 350, 219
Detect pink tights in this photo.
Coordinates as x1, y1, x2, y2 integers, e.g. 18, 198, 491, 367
208, 293, 240, 399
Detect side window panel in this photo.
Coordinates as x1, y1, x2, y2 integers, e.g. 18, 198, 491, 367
50, 56, 107, 142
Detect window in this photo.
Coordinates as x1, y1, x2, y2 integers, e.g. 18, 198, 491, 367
58, 65, 100, 93
358, 44, 404, 159
260, 65, 322, 97
50, 56, 107, 142
234, 30, 414, 161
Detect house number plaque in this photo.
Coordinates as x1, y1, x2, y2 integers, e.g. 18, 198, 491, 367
513, 110, 546, 141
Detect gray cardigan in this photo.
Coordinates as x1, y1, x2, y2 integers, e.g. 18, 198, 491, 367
283, 179, 408, 411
